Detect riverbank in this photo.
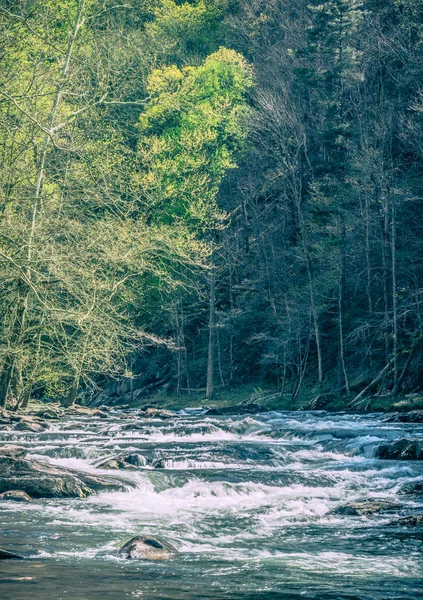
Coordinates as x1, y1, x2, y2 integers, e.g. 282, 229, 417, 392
89, 381, 423, 415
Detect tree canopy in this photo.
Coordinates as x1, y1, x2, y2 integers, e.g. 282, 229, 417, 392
2, 0, 423, 408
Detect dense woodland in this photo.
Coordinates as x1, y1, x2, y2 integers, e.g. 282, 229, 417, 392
1, 0, 423, 409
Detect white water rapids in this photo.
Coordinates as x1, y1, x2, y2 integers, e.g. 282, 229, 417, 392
0, 409, 422, 599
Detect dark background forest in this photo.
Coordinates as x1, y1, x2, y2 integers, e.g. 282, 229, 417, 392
2, 0, 423, 409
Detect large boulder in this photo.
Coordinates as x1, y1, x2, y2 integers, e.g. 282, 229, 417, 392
330, 500, 402, 516
14, 418, 49, 433
375, 439, 423, 461
0, 549, 24, 560
0, 454, 122, 498
139, 408, 173, 419
33, 410, 61, 420
118, 536, 177, 560
0, 490, 31, 502
0, 444, 27, 458
66, 406, 109, 418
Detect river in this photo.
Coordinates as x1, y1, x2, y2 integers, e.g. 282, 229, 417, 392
0, 409, 422, 599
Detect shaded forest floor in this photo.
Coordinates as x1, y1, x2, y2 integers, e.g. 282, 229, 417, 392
110, 382, 423, 414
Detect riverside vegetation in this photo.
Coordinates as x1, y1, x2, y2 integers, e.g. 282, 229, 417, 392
2, 0, 423, 410
1, 2, 423, 599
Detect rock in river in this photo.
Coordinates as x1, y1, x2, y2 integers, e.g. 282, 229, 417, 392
122, 453, 147, 467
140, 408, 173, 419
0, 549, 24, 560
399, 480, 423, 496
388, 514, 423, 527
14, 418, 49, 433
96, 457, 136, 470
0, 453, 122, 498
0, 444, 27, 458
375, 439, 423, 460
0, 490, 31, 502
331, 500, 402, 516
119, 536, 177, 560
96, 453, 147, 469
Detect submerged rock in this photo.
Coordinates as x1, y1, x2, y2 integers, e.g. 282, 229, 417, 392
120, 422, 144, 431
140, 408, 173, 419
0, 454, 121, 498
0, 549, 24, 560
123, 453, 147, 467
399, 480, 423, 496
0, 490, 31, 502
118, 536, 177, 560
388, 514, 423, 527
33, 410, 61, 420
331, 500, 402, 516
14, 418, 49, 433
68, 406, 109, 418
96, 453, 147, 469
96, 457, 137, 470
375, 439, 423, 461
0, 444, 27, 458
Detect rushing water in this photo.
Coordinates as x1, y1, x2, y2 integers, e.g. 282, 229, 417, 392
0, 409, 422, 600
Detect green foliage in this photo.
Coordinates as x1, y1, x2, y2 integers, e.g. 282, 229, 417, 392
146, 0, 230, 60
135, 47, 253, 229
0, 0, 252, 407
3, 0, 423, 409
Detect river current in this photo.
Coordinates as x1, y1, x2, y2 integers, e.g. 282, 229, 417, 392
0, 409, 422, 599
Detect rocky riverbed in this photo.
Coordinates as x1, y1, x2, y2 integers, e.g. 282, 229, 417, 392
0, 407, 422, 599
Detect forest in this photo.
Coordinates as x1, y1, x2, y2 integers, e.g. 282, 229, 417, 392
1, 3, 423, 599
2, 0, 423, 410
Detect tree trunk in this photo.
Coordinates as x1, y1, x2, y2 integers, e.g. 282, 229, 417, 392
391, 200, 398, 396
0, 295, 27, 408
364, 194, 373, 314
0, 356, 14, 409
350, 359, 394, 406
62, 375, 80, 408
338, 224, 350, 395
206, 268, 216, 399
20, 387, 31, 410
174, 303, 183, 396
295, 196, 323, 383
381, 193, 390, 363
